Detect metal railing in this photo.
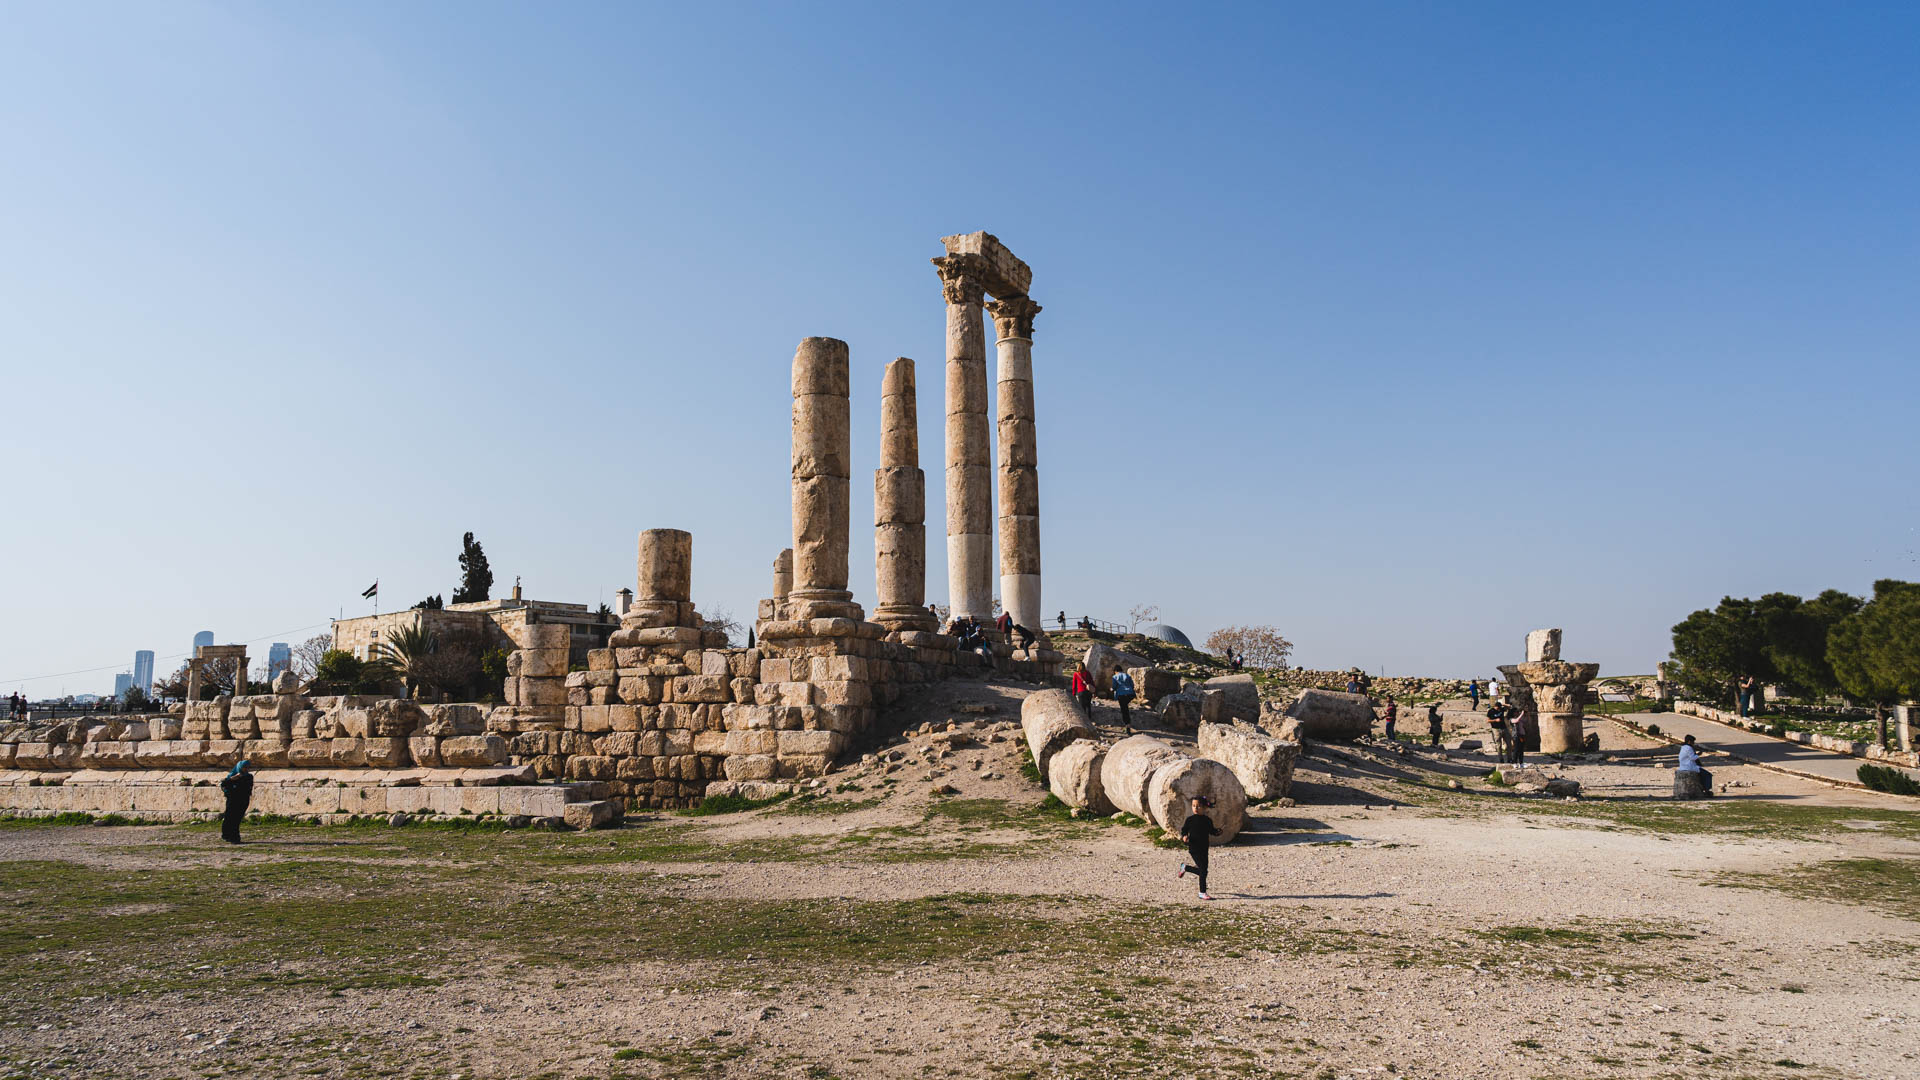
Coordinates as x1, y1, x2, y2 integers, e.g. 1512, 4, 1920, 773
1051, 615, 1127, 635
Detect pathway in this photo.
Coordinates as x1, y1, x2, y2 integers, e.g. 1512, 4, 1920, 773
1617, 710, 1920, 787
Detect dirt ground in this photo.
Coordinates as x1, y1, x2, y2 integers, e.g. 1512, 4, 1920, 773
2, 679, 1917, 1080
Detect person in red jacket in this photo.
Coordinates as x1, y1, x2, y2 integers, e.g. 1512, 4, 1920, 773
1070, 665, 1093, 717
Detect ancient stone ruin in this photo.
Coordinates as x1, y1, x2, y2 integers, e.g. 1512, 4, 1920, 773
0, 232, 1073, 823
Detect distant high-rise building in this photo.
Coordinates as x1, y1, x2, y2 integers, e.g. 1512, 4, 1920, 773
113, 673, 134, 699
193, 630, 214, 654
268, 642, 292, 680
133, 650, 155, 694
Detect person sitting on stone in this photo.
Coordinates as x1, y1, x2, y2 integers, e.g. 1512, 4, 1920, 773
1677, 734, 1714, 796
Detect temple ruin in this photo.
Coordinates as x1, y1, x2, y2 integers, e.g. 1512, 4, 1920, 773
0, 231, 1068, 822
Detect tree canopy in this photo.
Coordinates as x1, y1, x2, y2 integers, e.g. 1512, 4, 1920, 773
1827, 580, 1920, 705
452, 532, 492, 605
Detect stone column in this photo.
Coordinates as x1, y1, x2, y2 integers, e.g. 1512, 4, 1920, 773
873, 358, 937, 633
933, 254, 992, 620
627, 528, 693, 628
233, 653, 247, 697
788, 337, 860, 620
987, 295, 1042, 639
1515, 661, 1601, 755
185, 658, 202, 703
772, 548, 793, 605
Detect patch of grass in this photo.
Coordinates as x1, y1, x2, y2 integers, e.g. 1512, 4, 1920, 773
1478, 926, 1600, 945
681, 791, 791, 816
1714, 857, 1920, 923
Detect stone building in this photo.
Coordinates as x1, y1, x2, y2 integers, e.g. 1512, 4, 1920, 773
332, 596, 616, 667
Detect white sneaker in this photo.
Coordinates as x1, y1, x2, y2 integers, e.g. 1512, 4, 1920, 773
1199, 892, 1213, 900
1177, 864, 1186, 879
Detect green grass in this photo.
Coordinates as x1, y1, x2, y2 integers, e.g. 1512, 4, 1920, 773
680, 790, 792, 815
1713, 857, 1920, 923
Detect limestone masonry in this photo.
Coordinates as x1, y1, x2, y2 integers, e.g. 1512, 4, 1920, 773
0, 232, 1066, 823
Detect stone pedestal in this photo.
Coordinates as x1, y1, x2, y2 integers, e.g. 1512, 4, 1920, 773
624, 528, 695, 629
934, 254, 993, 621
788, 337, 861, 623
873, 358, 938, 633
772, 549, 793, 605
987, 295, 1043, 640
1513, 660, 1601, 755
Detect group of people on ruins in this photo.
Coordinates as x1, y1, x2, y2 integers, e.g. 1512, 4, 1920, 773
5, 692, 24, 719
1065, 662, 1137, 733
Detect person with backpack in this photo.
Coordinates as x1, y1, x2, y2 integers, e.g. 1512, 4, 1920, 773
1070, 665, 1093, 717
1111, 668, 1137, 733
1176, 795, 1221, 900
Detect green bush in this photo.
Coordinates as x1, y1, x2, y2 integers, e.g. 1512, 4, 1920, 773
1857, 763, 1920, 797
1645, 723, 1661, 736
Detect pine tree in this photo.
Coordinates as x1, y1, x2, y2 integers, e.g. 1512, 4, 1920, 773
452, 532, 493, 604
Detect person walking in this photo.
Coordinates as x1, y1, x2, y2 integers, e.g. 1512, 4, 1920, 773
995, 610, 1013, 639
1111, 668, 1137, 733
220, 759, 255, 844
1677, 734, 1714, 796
1738, 675, 1757, 718
1382, 695, 1398, 743
1070, 665, 1094, 718
1176, 796, 1220, 900
1427, 703, 1444, 747
1468, 680, 1480, 708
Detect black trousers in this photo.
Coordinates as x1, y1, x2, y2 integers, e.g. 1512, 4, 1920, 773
1183, 845, 1209, 892
1117, 696, 1132, 728
1075, 690, 1093, 716
222, 798, 248, 842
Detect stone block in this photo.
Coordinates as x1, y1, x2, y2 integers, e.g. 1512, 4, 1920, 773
776, 729, 843, 758
566, 756, 617, 781
693, 730, 727, 755
440, 735, 509, 767
617, 676, 664, 705
813, 680, 872, 707
563, 799, 622, 830
1100, 735, 1189, 820
367, 700, 424, 738
1525, 628, 1563, 663
1283, 689, 1376, 741
1202, 675, 1261, 723
607, 705, 641, 732
420, 704, 485, 737
363, 737, 410, 768
810, 655, 868, 682
724, 754, 779, 781
725, 730, 778, 756
1047, 739, 1112, 815
1197, 722, 1299, 801
756, 682, 815, 707
408, 736, 442, 767
671, 675, 733, 703
1020, 689, 1097, 782
587, 649, 615, 672
577, 705, 612, 733
760, 657, 792, 683
724, 704, 775, 731
1145, 757, 1247, 843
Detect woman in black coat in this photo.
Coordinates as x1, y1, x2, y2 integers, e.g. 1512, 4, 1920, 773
220, 760, 254, 843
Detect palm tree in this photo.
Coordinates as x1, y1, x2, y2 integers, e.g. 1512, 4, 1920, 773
373, 618, 439, 699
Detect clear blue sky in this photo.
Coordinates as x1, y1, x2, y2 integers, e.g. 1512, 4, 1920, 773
4, 2, 1916, 695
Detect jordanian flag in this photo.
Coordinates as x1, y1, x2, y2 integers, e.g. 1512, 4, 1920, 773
362, 581, 379, 599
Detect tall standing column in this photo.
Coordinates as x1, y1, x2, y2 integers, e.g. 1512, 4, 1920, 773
788, 337, 859, 620
933, 254, 992, 621
873, 358, 937, 633
987, 295, 1043, 639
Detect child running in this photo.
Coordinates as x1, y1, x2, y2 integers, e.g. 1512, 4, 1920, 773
1176, 795, 1221, 900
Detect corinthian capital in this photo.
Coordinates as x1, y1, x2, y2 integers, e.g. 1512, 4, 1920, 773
932, 254, 988, 306
986, 295, 1042, 340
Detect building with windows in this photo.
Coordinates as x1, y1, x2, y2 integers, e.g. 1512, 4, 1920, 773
112, 673, 134, 700
267, 642, 292, 680
192, 630, 214, 653
132, 650, 155, 694
332, 595, 616, 668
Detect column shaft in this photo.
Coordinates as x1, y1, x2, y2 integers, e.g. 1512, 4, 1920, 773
988, 296, 1043, 636
874, 358, 936, 632
934, 255, 992, 620
789, 337, 858, 619
627, 528, 694, 628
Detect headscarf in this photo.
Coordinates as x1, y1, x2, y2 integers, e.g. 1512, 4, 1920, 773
229, 759, 250, 776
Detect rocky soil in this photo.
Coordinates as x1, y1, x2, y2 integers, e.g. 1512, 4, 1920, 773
1, 678, 1916, 1080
